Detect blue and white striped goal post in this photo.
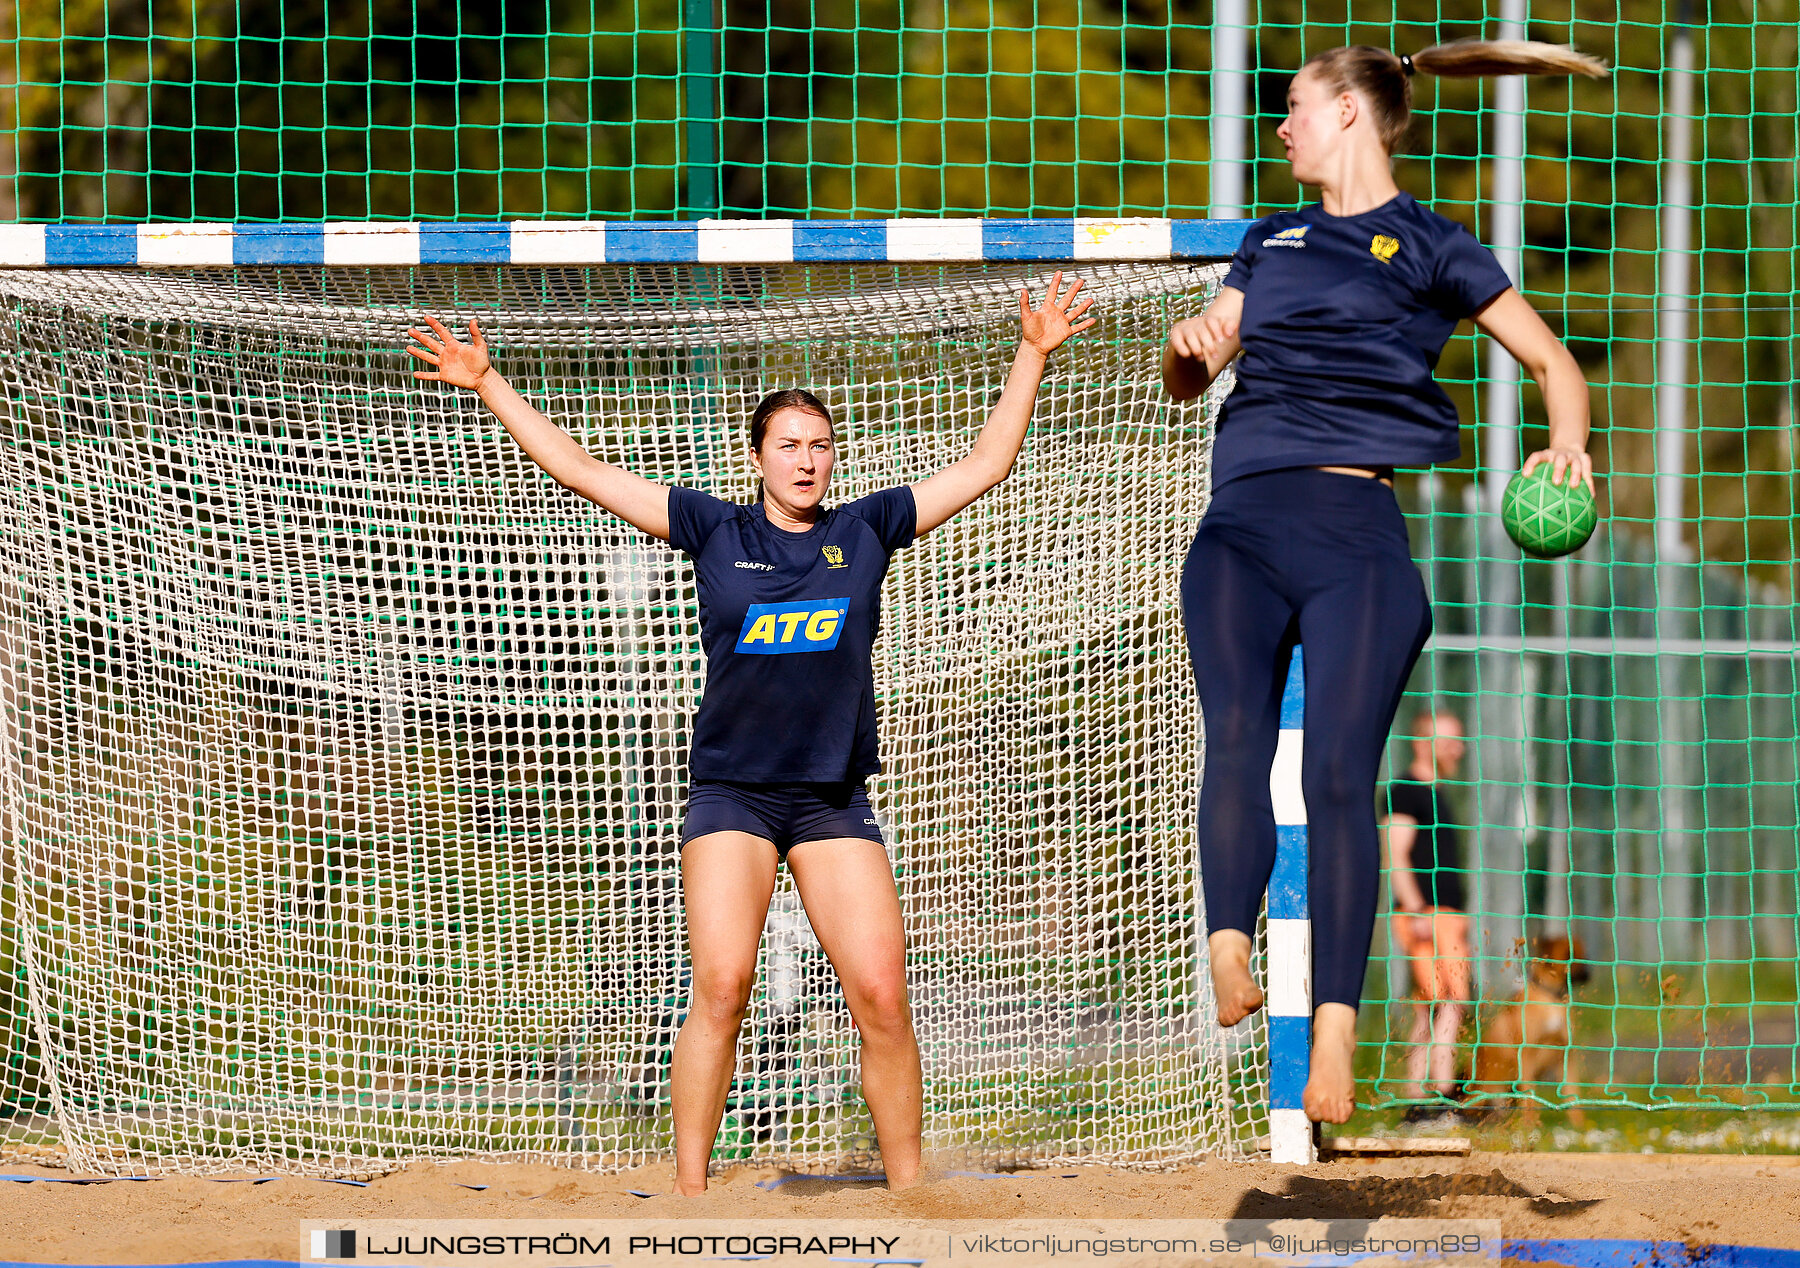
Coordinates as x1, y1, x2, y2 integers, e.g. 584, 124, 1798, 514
0, 217, 1248, 267
1268, 649, 1315, 1164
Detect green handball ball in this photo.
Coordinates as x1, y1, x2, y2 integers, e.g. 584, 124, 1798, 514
1501, 463, 1598, 558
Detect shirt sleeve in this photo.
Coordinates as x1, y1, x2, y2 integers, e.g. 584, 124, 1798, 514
666, 485, 737, 557
1220, 220, 1265, 293
1382, 781, 1431, 824
843, 485, 918, 553
1431, 225, 1514, 319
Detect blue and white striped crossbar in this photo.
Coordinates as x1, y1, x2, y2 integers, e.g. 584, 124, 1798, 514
0, 217, 1251, 268
1267, 646, 1315, 1164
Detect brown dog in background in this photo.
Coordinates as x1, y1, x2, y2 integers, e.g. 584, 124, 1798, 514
1471, 935, 1589, 1107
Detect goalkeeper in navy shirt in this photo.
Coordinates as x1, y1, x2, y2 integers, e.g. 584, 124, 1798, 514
407, 275, 1094, 1193
1163, 40, 1604, 1125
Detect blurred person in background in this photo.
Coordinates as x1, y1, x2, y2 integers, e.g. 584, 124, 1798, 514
1382, 707, 1472, 1113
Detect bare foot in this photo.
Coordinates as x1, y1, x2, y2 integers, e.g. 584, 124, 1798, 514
1303, 1002, 1358, 1124
673, 1176, 706, 1197
1208, 930, 1264, 1027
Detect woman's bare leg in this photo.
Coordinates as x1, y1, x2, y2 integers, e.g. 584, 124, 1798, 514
671, 832, 778, 1196
1426, 911, 1472, 1096
788, 838, 922, 1190
1428, 999, 1466, 1094
1401, 997, 1431, 1101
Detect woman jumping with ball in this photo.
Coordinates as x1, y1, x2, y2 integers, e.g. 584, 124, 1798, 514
407, 275, 1093, 1192
1164, 41, 1604, 1123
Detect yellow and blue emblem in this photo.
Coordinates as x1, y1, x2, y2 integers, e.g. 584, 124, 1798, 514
1370, 234, 1401, 262
1263, 225, 1310, 248
822, 544, 847, 568
736, 599, 850, 654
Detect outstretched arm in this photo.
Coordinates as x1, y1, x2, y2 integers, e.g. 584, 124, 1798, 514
1162, 285, 1244, 402
407, 315, 672, 540
910, 273, 1096, 538
1473, 289, 1595, 495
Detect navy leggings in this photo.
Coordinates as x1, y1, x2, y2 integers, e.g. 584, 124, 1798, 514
1181, 468, 1433, 1010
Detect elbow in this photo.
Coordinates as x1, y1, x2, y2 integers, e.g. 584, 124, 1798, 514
1527, 342, 1583, 389
1558, 347, 1589, 390
961, 445, 1015, 492
973, 459, 1011, 492
1162, 358, 1209, 403
1160, 350, 1188, 401
545, 461, 594, 497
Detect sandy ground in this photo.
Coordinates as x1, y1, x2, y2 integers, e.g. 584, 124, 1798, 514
2, 1152, 1799, 1263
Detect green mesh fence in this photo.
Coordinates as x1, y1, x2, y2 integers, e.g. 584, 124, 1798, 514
2, 1, 1798, 1154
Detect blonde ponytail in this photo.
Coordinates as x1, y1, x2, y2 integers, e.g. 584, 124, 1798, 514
1307, 40, 1609, 154
1411, 39, 1610, 81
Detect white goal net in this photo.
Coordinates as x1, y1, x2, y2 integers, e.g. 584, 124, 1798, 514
0, 259, 1262, 1176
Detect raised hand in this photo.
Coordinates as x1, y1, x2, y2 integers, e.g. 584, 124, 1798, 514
407, 315, 492, 391
1019, 271, 1098, 356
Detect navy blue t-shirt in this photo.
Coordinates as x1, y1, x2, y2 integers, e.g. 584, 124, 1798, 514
1213, 192, 1514, 489
666, 485, 917, 783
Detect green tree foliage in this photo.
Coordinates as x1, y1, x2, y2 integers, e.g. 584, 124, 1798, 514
1, 0, 683, 221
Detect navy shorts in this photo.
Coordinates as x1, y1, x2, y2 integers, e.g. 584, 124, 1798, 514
679, 780, 884, 858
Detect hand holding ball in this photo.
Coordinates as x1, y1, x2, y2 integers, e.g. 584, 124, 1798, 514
1501, 463, 1598, 558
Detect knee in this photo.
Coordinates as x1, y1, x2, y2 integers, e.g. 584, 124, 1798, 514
845, 973, 913, 1042
688, 970, 756, 1028
1200, 706, 1270, 765
1302, 750, 1374, 816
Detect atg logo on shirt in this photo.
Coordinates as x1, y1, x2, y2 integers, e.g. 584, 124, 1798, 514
736, 599, 850, 654
1263, 225, 1309, 248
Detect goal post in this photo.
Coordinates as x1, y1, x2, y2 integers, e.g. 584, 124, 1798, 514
0, 217, 1289, 1177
